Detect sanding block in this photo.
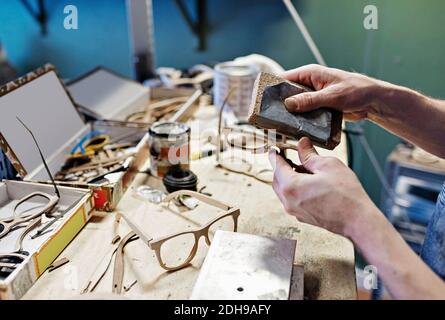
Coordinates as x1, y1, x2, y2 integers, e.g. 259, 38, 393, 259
248, 72, 342, 150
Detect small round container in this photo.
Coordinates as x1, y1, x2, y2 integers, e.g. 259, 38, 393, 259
214, 62, 259, 119
148, 122, 191, 178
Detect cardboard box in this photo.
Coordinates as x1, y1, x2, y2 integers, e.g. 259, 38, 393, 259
0, 180, 93, 300
67, 67, 199, 124
67, 67, 150, 121
0, 64, 149, 211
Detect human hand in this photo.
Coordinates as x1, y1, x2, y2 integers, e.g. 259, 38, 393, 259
281, 64, 387, 121
269, 137, 380, 238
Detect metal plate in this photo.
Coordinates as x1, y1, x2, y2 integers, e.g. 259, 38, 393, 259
191, 230, 297, 300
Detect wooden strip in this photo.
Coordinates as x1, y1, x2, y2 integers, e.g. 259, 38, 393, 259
48, 257, 69, 272
112, 232, 137, 294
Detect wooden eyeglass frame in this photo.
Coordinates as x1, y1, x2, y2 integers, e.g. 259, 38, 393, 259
120, 190, 240, 271
0, 193, 58, 239
215, 90, 300, 184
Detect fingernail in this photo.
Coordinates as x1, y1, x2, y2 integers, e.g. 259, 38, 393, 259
284, 98, 298, 110
268, 150, 276, 170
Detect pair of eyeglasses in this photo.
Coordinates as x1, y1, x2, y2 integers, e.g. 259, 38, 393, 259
218, 127, 303, 183
216, 91, 300, 183
120, 190, 240, 271
222, 127, 299, 154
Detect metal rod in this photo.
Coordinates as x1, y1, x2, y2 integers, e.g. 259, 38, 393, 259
196, 0, 207, 51
282, 0, 327, 67
17, 117, 60, 199
174, 0, 198, 34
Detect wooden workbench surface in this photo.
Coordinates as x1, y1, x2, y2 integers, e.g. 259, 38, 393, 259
23, 108, 356, 300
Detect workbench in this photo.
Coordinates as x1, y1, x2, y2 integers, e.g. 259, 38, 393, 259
23, 106, 357, 300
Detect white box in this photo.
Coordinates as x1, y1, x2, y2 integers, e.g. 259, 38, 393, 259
0, 180, 93, 300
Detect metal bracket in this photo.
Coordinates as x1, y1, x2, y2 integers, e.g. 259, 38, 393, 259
20, 0, 48, 35
174, 0, 207, 51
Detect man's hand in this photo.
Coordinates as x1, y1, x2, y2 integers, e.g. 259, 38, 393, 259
270, 65, 445, 299
269, 137, 380, 238
281, 64, 385, 122
270, 138, 445, 299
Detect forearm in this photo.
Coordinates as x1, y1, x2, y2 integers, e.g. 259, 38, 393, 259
368, 82, 445, 158
347, 205, 445, 299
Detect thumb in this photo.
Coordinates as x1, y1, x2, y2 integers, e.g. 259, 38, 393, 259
297, 137, 321, 172
284, 90, 330, 112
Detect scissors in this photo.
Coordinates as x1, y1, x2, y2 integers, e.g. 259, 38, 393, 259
70, 130, 110, 159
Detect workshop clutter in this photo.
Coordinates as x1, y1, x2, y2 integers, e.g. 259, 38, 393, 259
0, 65, 149, 212
0, 181, 93, 299
79, 190, 240, 295
0, 53, 316, 300
0, 65, 147, 299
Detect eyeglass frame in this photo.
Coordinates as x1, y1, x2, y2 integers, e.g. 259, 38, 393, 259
0, 193, 57, 239
119, 190, 240, 271
215, 90, 301, 183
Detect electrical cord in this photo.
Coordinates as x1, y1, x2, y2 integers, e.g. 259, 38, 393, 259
342, 128, 354, 170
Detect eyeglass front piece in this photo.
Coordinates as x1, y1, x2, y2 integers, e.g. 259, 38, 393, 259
151, 210, 239, 271
158, 232, 197, 270
119, 191, 241, 272
224, 128, 269, 152
207, 212, 237, 244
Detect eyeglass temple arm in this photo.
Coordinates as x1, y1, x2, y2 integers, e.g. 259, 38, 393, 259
119, 212, 153, 247
16, 117, 60, 199
253, 142, 299, 154
13, 192, 59, 216
222, 127, 299, 152
217, 88, 236, 161
163, 190, 233, 211
222, 127, 268, 148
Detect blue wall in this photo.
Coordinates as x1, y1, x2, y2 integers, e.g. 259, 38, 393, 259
1, 0, 445, 204
0, 0, 133, 79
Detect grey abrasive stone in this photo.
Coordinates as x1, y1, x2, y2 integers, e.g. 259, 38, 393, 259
248, 72, 342, 150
